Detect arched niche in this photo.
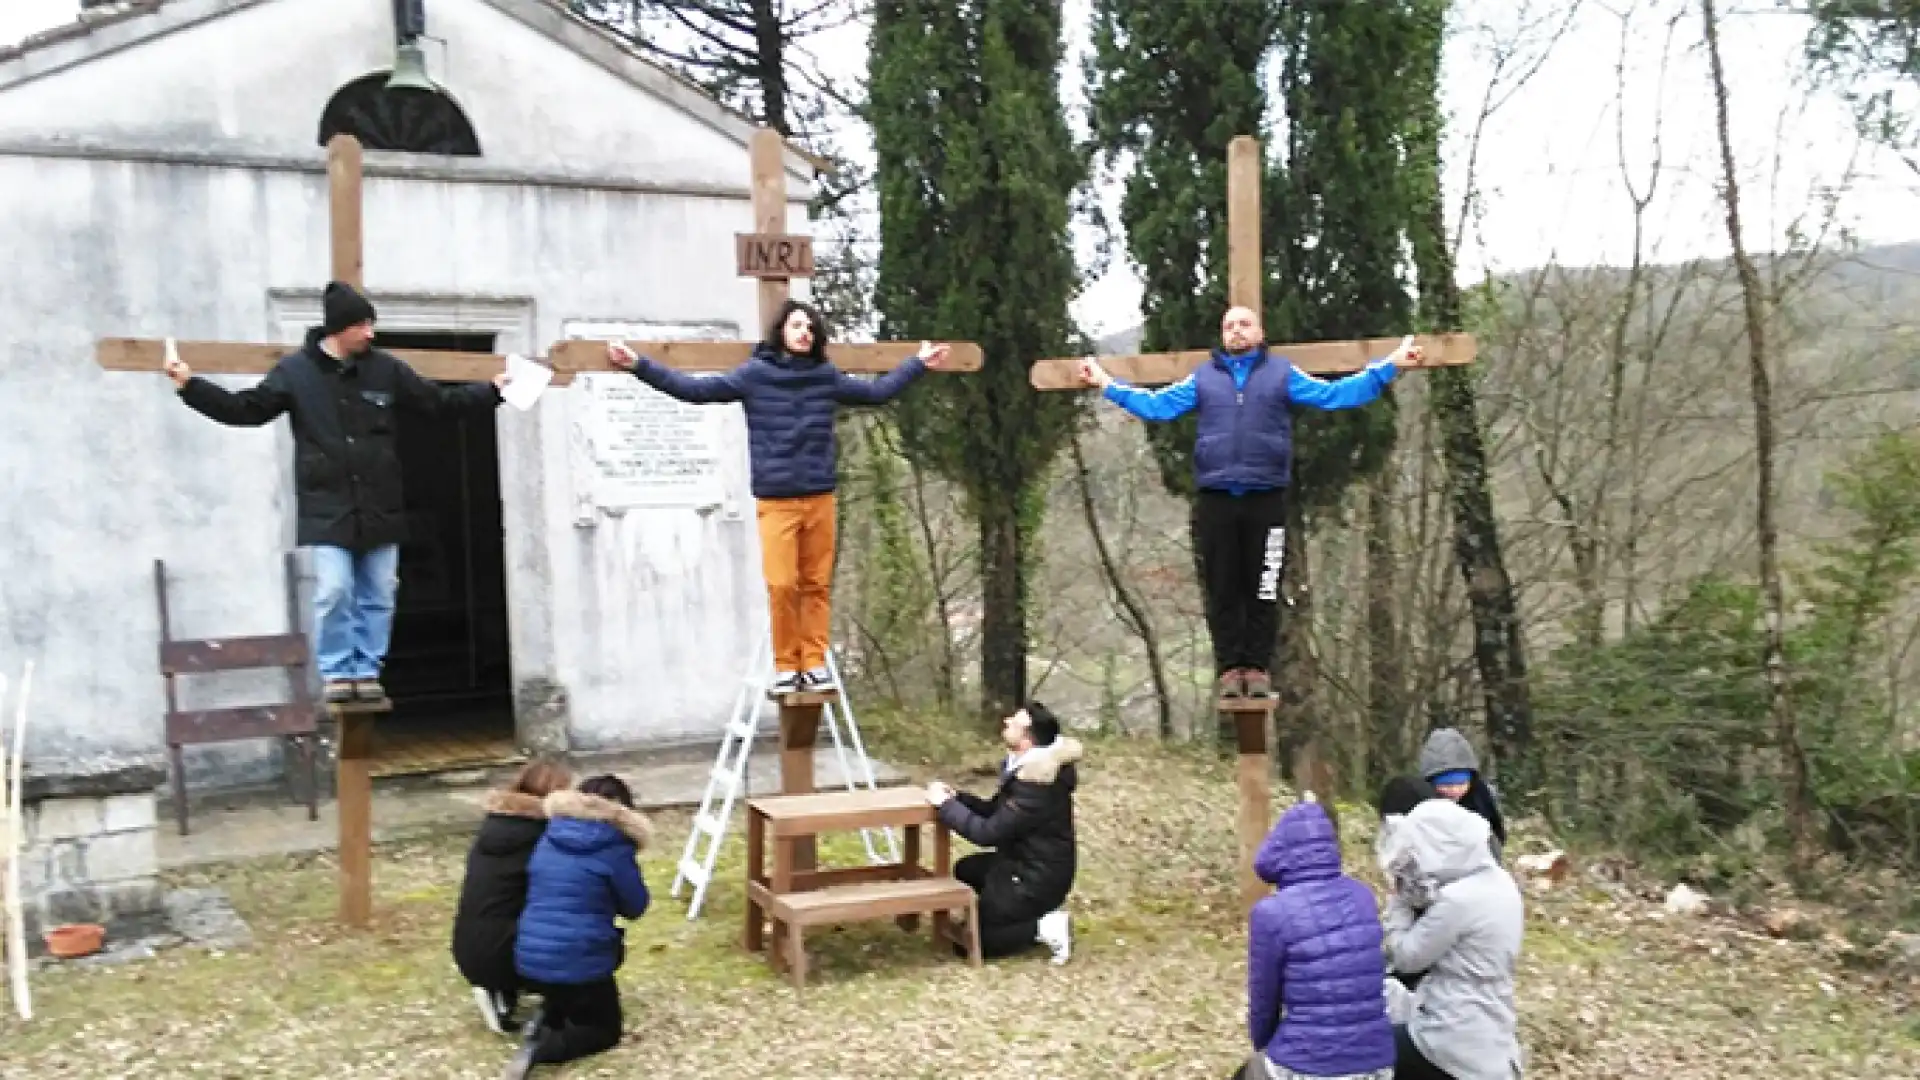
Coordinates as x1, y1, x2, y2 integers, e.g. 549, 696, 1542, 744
317, 73, 482, 156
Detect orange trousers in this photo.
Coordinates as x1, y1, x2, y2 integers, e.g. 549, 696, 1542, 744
756, 493, 836, 673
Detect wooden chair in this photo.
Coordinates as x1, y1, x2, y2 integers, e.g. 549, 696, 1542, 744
156, 553, 320, 835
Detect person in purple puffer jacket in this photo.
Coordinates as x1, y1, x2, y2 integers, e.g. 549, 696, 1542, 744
1233, 797, 1396, 1080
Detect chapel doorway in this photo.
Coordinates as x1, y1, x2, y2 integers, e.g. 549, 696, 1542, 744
365, 329, 520, 777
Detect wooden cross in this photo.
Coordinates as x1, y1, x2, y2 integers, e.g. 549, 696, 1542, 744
92, 133, 433, 930
95, 136, 531, 386
1029, 135, 1479, 915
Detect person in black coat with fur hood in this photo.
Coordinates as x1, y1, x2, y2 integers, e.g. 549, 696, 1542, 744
927, 701, 1083, 964
451, 758, 574, 1034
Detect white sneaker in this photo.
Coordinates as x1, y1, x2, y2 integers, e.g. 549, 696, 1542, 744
471, 985, 506, 1034
800, 667, 832, 690
1036, 910, 1071, 965
769, 671, 799, 694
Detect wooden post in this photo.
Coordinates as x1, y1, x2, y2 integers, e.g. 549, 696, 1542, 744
749, 128, 791, 333
325, 135, 383, 928
334, 703, 379, 928
752, 127, 821, 873
327, 134, 363, 288
1226, 135, 1281, 915
1223, 699, 1275, 913
1227, 135, 1261, 311
774, 691, 828, 870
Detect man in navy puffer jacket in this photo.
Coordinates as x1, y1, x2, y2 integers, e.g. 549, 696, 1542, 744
1236, 798, 1396, 1080
505, 776, 651, 1078
1080, 307, 1414, 701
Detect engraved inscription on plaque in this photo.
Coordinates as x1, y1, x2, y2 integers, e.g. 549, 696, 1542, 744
563, 320, 741, 521
583, 377, 722, 510
734, 232, 815, 279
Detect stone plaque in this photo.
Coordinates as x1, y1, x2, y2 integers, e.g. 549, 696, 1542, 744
563, 321, 740, 521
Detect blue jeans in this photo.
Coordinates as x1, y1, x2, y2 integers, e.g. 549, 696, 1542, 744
310, 545, 400, 681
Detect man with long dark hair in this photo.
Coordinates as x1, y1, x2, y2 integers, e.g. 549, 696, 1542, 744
608, 301, 951, 693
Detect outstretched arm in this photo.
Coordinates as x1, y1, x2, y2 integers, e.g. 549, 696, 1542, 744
1103, 374, 1199, 422
1285, 360, 1396, 410
1077, 356, 1199, 422
609, 343, 747, 403
834, 355, 926, 405
176, 361, 295, 427
392, 358, 501, 416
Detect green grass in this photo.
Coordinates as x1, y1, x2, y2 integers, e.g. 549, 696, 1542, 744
0, 738, 1911, 1078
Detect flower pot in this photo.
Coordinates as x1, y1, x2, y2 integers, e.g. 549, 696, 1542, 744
43, 923, 104, 959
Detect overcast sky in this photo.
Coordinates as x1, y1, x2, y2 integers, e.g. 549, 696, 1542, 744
6, 0, 1917, 336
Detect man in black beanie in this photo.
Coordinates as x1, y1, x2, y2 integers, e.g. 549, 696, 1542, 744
164, 281, 507, 704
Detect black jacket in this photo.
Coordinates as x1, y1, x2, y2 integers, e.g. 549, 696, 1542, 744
450, 790, 549, 991
178, 332, 499, 550
937, 738, 1083, 919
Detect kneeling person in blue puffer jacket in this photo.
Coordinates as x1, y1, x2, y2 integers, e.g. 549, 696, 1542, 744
504, 775, 651, 1078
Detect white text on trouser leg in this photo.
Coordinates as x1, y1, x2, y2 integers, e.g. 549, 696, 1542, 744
1258, 527, 1285, 602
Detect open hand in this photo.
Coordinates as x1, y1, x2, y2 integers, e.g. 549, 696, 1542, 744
925, 781, 953, 807
1389, 335, 1424, 367
606, 341, 638, 370
1076, 355, 1110, 390
919, 341, 952, 369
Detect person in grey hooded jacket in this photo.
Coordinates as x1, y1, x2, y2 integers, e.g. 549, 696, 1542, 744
1417, 729, 1506, 862
1380, 798, 1524, 1080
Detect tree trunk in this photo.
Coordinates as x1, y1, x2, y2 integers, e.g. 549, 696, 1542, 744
1698, 0, 1816, 863
1367, 470, 1407, 787
977, 487, 1027, 727
1071, 433, 1173, 738
749, 0, 790, 135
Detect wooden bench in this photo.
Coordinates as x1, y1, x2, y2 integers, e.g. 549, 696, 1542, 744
156, 554, 320, 835
753, 876, 981, 990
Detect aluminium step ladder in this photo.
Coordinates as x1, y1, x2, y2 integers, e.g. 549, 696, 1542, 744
670, 639, 899, 920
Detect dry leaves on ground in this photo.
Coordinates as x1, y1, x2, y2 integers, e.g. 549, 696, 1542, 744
0, 739, 1912, 1078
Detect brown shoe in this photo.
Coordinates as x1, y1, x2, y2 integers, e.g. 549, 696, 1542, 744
1217, 669, 1246, 699
1243, 668, 1273, 698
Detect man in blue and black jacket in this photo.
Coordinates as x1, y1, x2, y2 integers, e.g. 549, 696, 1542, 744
1079, 306, 1416, 700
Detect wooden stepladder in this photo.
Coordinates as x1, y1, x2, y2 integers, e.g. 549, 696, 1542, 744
1030, 135, 1476, 914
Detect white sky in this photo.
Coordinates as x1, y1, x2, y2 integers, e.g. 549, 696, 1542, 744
6, 0, 1917, 337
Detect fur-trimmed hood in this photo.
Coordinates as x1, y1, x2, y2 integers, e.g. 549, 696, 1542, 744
1014, 737, 1084, 785
483, 789, 548, 819
543, 789, 652, 850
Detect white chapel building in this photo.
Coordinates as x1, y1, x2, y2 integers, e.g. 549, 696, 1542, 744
0, 0, 806, 787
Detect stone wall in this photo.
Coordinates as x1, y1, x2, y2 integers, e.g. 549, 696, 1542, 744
16, 759, 165, 939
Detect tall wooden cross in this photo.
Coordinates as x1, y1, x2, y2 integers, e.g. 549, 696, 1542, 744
92, 133, 470, 931
546, 129, 984, 906
1030, 135, 1478, 915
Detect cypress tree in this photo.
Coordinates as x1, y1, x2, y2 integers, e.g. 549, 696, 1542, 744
868, 0, 1084, 722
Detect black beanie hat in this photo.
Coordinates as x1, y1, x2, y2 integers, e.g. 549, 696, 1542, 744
321, 281, 377, 336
